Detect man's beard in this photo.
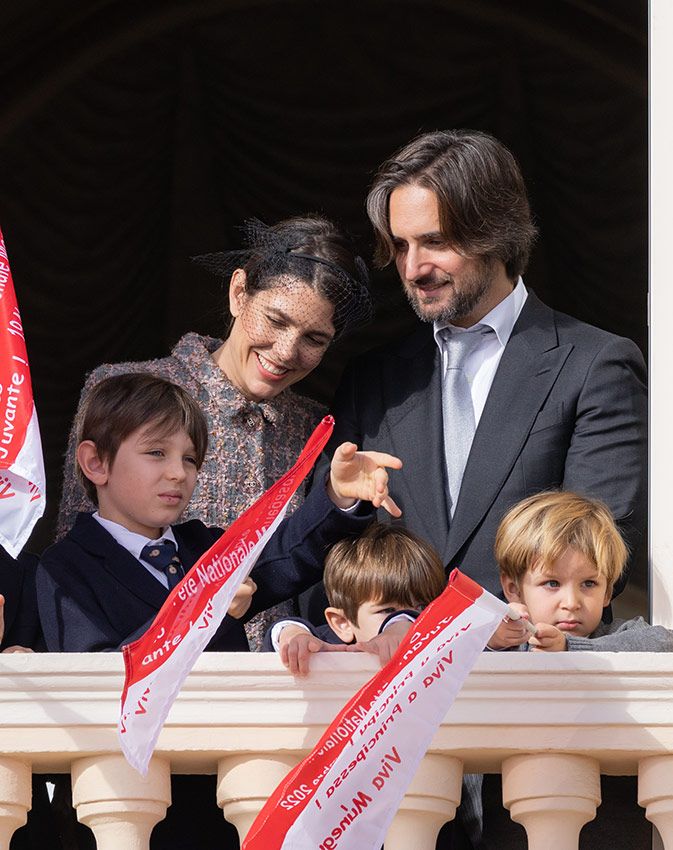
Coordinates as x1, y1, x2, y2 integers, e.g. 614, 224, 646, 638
404, 258, 496, 324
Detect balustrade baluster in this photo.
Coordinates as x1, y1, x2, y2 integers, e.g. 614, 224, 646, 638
502, 753, 600, 850
72, 754, 170, 850
0, 758, 31, 849
217, 752, 301, 841
639, 755, 673, 849
384, 754, 462, 850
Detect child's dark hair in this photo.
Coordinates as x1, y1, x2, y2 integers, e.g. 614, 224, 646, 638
76, 373, 209, 503
324, 524, 446, 624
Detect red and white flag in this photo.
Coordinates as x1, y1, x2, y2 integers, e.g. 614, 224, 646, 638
243, 569, 507, 850
119, 416, 334, 775
0, 227, 45, 557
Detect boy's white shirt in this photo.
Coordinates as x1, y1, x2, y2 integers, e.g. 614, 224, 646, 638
93, 512, 178, 589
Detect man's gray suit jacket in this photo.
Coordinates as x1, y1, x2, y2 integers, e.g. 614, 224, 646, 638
326, 291, 647, 597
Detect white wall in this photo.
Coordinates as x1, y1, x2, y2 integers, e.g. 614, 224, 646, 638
649, 0, 673, 629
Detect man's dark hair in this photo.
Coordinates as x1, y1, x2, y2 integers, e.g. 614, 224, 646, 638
76, 373, 209, 503
366, 129, 537, 279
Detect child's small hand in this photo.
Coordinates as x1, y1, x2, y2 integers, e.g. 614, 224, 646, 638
327, 442, 403, 517
227, 578, 257, 620
488, 603, 531, 650
279, 626, 348, 676
1, 645, 33, 653
527, 622, 567, 652
346, 619, 412, 666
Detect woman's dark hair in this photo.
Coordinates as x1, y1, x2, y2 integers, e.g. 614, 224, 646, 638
367, 130, 537, 280
194, 215, 372, 339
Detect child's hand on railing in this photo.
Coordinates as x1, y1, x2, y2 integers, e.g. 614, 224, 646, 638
346, 619, 413, 666
278, 625, 348, 676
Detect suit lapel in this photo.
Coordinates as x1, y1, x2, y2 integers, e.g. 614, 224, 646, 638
70, 514, 169, 610
447, 293, 573, 563
384, 328, 450, 554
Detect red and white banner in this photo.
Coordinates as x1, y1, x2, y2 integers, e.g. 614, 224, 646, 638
119, 416, 334, 775
243, 569, 507, 850
0, 228, 45, 558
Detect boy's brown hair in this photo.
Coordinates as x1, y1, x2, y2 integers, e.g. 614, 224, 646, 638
76, 373, 209, 503
495, 491, 628, 592
324, 524, 446, 624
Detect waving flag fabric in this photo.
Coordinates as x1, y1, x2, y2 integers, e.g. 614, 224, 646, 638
119, 416, 334, 775
0, 227, 45, 557
243, 569, 507, 850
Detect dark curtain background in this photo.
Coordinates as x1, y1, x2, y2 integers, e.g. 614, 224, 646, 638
0, 1, 647, 582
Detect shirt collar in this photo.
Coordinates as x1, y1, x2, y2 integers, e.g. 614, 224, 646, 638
92, 512, 179, 561
434, 277, 527, 348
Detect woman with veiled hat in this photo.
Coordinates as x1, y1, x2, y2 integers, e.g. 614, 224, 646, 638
49, 216, 388, 850
56, 215, 373, 650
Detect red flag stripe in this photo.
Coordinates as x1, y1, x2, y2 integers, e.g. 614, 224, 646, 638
243, 570, 502, 849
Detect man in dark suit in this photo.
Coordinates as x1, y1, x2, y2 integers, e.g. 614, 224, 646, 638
327, 129, 647, 599
323, 128, 648, 850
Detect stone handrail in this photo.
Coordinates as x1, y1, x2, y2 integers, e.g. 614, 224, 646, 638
0, 652, 672, 849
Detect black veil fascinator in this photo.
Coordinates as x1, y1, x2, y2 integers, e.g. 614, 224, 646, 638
193, 217, 373, 340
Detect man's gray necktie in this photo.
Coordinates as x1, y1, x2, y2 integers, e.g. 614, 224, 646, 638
440, 326, 490, 518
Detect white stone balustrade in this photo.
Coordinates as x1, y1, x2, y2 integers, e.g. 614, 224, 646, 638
0, 652, 672, 849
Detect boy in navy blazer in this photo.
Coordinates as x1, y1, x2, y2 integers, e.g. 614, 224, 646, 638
37, 373, 401, 654
36, 373, 402, 850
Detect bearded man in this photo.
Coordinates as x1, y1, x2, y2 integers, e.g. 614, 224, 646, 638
327, 129, 646, 597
